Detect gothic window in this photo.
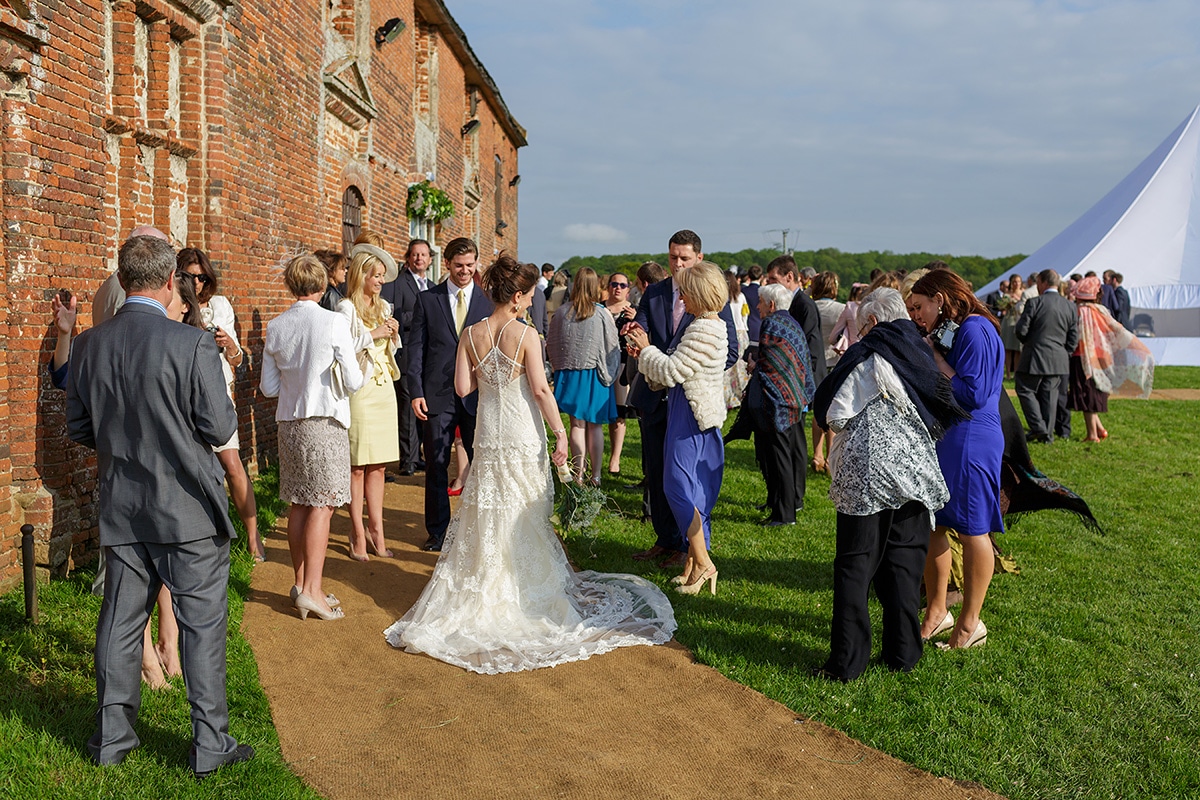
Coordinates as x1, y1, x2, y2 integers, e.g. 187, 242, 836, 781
342, 186, 364, 255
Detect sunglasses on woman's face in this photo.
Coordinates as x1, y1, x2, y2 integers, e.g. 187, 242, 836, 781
609, 281, 628, 289
185, 272, 210, 285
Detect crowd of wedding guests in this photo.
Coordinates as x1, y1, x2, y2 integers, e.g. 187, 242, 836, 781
49, 221, 1157, 756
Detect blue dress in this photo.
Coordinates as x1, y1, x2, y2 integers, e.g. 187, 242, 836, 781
663, 384, 725, 549
935, 315, 1005, 536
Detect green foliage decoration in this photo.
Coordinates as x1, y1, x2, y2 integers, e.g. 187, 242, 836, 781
406, 180, 455, 224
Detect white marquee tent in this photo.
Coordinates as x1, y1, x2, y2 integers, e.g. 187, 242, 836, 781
976, 104, 1200, 366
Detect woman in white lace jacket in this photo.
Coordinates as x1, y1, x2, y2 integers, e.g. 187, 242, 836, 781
626, 261, 729, 595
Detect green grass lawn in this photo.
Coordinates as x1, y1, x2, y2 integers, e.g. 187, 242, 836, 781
3, 368, 1198, 799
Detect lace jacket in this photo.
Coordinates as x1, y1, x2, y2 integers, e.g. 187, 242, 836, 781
637, 317, 728, 431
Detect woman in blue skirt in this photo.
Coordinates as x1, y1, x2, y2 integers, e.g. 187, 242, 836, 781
546, 268, 621, 484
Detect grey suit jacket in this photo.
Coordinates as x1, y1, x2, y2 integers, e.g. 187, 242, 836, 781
1015, 290, 1079, 376
67, 301, 238, 546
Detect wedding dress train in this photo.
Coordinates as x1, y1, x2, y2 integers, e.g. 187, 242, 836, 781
384, 324, 675, 674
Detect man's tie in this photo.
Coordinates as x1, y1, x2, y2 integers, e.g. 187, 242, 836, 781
671, 290, 686, 333
455, 288, 467, 335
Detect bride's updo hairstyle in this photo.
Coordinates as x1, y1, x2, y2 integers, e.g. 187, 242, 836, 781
482, 253, 539, 305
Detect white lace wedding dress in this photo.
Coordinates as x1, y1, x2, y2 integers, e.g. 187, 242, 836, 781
383, 323, 676, 674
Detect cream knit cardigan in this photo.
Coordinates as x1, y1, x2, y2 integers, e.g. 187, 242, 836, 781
637, 316, 728, 431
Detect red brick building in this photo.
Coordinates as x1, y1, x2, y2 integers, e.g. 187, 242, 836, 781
0, 0, 525, 587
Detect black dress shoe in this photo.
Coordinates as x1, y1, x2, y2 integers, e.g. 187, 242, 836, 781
399, 466, 415, 476
623, 479, 646, 490
421, 537, 442, 552
195, 744, 254, 779
414, 460, 426, 472
762, 519, 795, 527
809, 666, 849, 683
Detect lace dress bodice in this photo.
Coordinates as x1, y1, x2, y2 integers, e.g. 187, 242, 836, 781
384, 318, 676, 674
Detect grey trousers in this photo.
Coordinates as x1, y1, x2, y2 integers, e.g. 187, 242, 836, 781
89, 536, 239, 772
1015, 372, 1061, 438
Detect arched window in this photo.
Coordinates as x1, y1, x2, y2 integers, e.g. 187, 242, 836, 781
341, 186, 364, 254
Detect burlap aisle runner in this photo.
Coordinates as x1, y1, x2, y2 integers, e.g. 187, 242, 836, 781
242, 479, 1004, 800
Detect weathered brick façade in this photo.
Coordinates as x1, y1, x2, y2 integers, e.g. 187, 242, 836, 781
0, 0, 525, 588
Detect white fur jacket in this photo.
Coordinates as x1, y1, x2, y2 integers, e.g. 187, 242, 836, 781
637, 317, 728, 432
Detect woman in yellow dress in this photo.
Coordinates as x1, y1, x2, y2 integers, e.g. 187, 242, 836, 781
339, 244, 401, 560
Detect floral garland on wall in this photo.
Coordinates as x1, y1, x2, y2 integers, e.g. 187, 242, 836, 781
406, 180, 455, 223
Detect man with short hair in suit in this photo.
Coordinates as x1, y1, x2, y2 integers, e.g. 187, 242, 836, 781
381, 238, 433, 475
67, 235, 252, 777
624, 229, 739, 567
409, 237, 494, 551
1015, 268, 1079, 443
1110, 272, 1131, 328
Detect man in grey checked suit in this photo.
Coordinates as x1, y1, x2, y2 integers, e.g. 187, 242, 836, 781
1015, 268, 1079, 443
67, 235, 253, 777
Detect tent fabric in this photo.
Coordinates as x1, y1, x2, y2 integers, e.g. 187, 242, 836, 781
976, 105, 1200, 366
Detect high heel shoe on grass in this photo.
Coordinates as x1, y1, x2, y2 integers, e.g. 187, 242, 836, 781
290, 585, 340, 608
670, 557, 696, 585
675, 566, 718, 596
447, 485, 464, 497
922, 611, 954, 642
936, 619, 987, 650
294, 592, 345, 621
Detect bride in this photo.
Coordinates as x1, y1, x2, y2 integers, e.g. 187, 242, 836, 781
384, 256, 676, 674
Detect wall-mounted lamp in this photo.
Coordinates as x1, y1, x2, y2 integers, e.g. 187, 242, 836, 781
495, 221, 508, 235
508, 175, 521, 187
460, 119, 481, 136
375, 18, 406, 48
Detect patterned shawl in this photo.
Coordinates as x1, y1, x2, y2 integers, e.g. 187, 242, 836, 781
758, 311, 815, 432
1076, 302, 1154, 398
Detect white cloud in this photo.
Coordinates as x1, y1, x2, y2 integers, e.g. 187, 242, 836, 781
562, 223, 629, 243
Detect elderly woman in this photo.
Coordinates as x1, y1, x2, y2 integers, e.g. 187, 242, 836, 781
546, 268, 621, 485
261, 255, 364, 620
627, 262, 729, 594
177, 248, 261, 563
907, 269, 1005, 649
339, 244, 402, 560
812, 289, 967, 681
746, 283, 815, 527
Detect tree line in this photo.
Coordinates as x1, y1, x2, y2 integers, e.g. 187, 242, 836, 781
559, 247, 1027, 300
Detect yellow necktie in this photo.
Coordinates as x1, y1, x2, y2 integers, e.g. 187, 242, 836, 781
455, 288, 467, 335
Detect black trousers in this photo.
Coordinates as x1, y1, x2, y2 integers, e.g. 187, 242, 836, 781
756, 417, 805, 523
422, 402, 476, 545
824, 500, 931, 681
394, 376, 424, 469
640, 400, 685, 552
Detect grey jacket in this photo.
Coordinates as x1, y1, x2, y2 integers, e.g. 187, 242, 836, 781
1015, 290, 1079, 376
546, 304, 621, 386
67, 301, 238, 546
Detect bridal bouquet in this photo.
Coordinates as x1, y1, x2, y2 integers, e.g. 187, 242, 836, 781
551, 463, 608, 534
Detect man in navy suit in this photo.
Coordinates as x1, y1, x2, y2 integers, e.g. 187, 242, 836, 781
624, 230, 739, 567
381, 239, 433, 474
408, 238, 494, 550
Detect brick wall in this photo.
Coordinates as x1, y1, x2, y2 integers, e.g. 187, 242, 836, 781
0, 0, 524, 589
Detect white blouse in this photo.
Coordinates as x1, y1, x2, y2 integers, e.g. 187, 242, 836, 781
200, 294, 242, 392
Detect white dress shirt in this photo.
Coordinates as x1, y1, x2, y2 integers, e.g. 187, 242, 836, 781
447, 280, 475, 320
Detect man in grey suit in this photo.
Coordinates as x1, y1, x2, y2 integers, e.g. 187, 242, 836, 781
1015, 269, 1079, 443
67, 236, 253, 777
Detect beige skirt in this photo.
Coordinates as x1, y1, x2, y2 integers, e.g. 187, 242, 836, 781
349, 374, 400, 466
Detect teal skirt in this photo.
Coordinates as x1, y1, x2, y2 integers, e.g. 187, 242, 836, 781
554, 369, 617, 424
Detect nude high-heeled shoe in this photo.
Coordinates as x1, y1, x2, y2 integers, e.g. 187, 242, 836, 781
675, 566, 718, 596
922, 611, 954, 642
291, 585, 340, 608
670, 557, 696, 585
294, 592, 345, 621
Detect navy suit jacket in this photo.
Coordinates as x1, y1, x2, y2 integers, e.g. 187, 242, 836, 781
628, 278, 739, 415
742, 283, 762, 343
408, 281, 494, 416
788, 289, 828, 385
380, 269, 425, 371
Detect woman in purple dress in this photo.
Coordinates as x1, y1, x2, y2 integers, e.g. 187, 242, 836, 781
906, 269, 1004, 650
626, 262, 730, 595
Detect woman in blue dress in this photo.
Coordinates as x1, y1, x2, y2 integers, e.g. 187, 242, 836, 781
906, 269, 1005, 649
626, 262, 730, 595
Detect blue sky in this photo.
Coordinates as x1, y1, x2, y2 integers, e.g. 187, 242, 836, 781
448, 0, 1200, 263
